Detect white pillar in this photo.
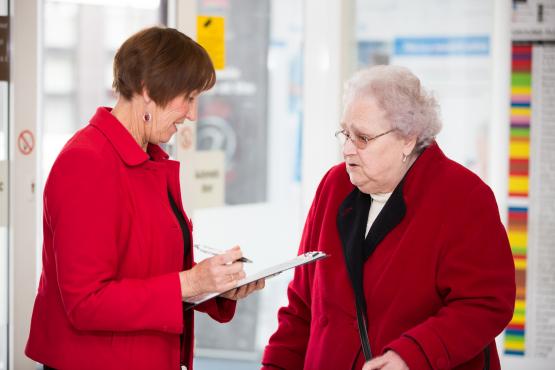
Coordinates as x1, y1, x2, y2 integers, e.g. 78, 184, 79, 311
9, 0, 40, 368
487, 0, 511, 226
301, 0, 353, 214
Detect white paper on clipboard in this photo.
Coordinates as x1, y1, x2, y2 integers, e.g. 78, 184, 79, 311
184, 251, 329, 308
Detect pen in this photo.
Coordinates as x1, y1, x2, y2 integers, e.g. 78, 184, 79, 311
193, 244, 253, 263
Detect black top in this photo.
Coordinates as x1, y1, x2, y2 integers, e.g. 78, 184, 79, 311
168, 191, 190, 260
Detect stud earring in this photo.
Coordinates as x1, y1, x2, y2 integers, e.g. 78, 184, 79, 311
143, 112, 151, 122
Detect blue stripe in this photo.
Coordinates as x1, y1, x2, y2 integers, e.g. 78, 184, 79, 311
505, 350, 525, 356
509, 207, 528, 213
511, 102, 530, 108
394, 36, 489, 56
505, 328, 525, 336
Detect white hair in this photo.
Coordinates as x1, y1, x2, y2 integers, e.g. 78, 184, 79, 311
343, 65, 442, 153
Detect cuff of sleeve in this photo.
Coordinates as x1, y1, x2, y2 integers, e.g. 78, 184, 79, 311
214, 297, 236, 323
149, 272, 184, 334
196, 297, 237, 323
262, 347, 304, 370
386, 327, 451, 370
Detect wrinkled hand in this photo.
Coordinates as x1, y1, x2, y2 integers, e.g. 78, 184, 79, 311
179, 246, 246, 300
221, 278, 265, 300
362, 351, 409, 370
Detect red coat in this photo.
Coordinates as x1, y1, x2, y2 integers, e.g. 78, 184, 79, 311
26, 107, 235, 370
262, 143, 515, 370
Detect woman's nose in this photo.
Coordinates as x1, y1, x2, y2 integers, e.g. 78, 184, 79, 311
342, 137, 357, 156
186, 103, 198, 121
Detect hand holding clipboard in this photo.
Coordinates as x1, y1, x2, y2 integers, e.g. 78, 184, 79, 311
184, 251, 329, 307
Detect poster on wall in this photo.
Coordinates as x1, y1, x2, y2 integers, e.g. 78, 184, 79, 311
504, 0, 555, 359
506, 43, 555, 359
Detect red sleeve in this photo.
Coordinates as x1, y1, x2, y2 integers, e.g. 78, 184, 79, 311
195, 297, 236, 323
262, 169, 333, 369
46, 148, 184, 333
386, 183, 516, 369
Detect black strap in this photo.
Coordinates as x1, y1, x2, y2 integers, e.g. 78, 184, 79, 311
355, 295, 372, 361
483, 345, 490, 370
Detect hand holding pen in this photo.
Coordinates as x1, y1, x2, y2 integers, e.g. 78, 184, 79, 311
194, 244, 253, 263
179, 246, 248, 301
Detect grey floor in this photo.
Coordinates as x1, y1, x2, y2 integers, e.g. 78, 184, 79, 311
195, 358, 259, 370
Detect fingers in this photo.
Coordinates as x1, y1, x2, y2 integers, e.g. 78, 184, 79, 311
363, 354, 387, 370
362, 351, 407, 370
218, 246, 244, 264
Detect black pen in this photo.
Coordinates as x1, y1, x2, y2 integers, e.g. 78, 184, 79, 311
193, 244, 253, 263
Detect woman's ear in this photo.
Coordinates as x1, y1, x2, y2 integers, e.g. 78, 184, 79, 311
141, 86, 152, 105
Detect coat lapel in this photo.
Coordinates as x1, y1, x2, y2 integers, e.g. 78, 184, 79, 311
337, 189, 371, 308
362, 181, 407, 260
336, 178, 408, 306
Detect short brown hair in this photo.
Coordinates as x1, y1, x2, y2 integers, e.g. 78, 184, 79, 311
113, 26, 216, 107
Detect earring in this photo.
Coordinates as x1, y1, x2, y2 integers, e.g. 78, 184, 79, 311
402, 153, 408, 163
143, 112, 151, 123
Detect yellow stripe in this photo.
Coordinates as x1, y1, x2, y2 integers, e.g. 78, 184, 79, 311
511, 87, 531, 95
509, 176, 529, 194
511, 107, 531, 116
515, 300, 526, 310
505, 340, 525, 351
510, 314, 526, 325
514, 258, 527, 269
508, 230, 527, 247
509, 141, 530, 159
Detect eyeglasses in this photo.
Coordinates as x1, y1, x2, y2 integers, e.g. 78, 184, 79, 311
334, 128, 396, 150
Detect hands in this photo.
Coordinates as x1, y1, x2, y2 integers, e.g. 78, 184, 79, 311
180, 246, 246, 300
221, 278, 265, 300
362, 351, 409, 370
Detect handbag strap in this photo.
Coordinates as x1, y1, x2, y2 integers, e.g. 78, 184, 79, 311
354, 294, 373, 361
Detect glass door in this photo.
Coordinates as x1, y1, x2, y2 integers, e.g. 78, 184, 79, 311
189, 0, 304, 368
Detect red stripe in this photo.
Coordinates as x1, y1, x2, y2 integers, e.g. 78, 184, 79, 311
512, 44, 532, 54
509, 214, 528, 224
512, 60, 531, 71
509, 191, 528, 197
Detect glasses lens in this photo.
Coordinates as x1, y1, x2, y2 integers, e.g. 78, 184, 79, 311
335, 130, 345, 145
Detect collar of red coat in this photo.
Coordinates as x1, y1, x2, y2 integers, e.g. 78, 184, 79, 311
90, 107, 170, 166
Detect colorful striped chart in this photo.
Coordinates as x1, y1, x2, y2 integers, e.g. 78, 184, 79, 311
504, 42, 532, 356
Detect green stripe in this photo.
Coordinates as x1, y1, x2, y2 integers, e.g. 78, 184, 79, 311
511, 246, 527, 254
505, 333, 525, 342
514, 307, 526, 316
512, 73, 531, 86
511, 127, 530, 138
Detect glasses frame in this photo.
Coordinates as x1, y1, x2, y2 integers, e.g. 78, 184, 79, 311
334, 128, 396, 150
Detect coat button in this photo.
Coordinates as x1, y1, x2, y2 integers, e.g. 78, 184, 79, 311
436, 357, 448, 369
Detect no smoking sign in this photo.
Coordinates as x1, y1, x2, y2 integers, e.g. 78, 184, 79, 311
18, 129, 35, 155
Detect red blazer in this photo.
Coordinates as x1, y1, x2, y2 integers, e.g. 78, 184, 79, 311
26, 107, 235, 370
262, 143, 515, 370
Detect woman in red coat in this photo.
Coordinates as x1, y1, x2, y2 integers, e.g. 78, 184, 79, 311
25, 27, 263, 370
262, 65, 515, 370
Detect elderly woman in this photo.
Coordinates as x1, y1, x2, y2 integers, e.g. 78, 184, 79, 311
262, 65, 515, 370
25, 27, 263, 370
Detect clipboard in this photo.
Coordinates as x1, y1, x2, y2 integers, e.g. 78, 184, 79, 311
184, 251, 329, 308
